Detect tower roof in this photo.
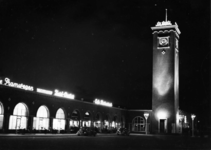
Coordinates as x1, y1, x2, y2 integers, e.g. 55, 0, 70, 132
151, 9, 181, 35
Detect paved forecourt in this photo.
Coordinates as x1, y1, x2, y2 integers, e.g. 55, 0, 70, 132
0, 133, 210, 150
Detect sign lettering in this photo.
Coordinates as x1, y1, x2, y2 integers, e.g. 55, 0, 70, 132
94, 99, 112, 107
3, 78, 34, 91
54, 89, 75, 99
37, 88, 53, 95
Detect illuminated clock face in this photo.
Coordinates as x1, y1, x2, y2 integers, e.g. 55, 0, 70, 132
159, 38, 168, 46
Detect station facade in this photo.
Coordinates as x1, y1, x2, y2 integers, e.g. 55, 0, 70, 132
0, 80, 151, 134
0, 16, 194, 135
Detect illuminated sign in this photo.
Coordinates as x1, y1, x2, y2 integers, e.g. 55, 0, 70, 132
0, 77, 76, 100
37, 88, 53, 95
94, 99, 112, 107
54, 89, 75, 99
2, 77, 34, 91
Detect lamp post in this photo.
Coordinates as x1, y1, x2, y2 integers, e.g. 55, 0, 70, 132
144, 113, 149, 135
179, 115, 184, 134
191, 114, 196, 137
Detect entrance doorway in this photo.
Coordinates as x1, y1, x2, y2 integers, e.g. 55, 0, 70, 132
159, 119, 167, 133
160, 119, 165, 133
16, 118, 21, 129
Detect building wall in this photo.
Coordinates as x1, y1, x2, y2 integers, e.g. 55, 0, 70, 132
0, 85, 127, 133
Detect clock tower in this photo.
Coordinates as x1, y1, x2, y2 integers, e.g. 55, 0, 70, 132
151, 10, 181, 134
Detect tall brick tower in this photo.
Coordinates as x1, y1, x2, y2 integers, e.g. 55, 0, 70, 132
151, 10, 180, 134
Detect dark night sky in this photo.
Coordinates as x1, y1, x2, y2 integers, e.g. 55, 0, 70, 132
0, 0, 209, 117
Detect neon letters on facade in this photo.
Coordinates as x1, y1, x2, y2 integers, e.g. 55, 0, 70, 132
37, 88, 53, 95
54, 89, 75, 99
94, 99, 112, 107
0, 77, 76, 100
2, 78, 34, 91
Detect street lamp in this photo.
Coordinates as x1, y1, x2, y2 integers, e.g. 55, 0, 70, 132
144, 113, 149, 135
179, 115, 184, 134
191, 114, 196, 137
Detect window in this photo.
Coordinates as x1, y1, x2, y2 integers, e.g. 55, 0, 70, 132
82, 120, 91, 127
111, 116, 117, 128
0, 102, 4, 129
94, 113, 101, 128
13, 103, 28, 116
9, 103, 29, 130
132, 116, 145, 132
53, 108, 66, 130
55, 108, 65, 119
70, 110, 80, 127
69, 120, 79, 127
33, 105, 49, 130
0, 102, 3, 115
0, 115, 3, 129
83, 111, 91, 127
36, 106, 49, 118
103, 114, 109, 128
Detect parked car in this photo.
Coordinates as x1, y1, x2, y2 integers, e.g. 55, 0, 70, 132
76, 127, 97, 136
116, 127, 130, 136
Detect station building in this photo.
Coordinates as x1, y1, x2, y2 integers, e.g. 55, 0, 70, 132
0, 79, 152, 134
0, 17, 194, 134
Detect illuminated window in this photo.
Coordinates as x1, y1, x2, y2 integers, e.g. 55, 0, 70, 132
0, 115, 3, 129
84, 111, 90, 118
184, 116, 187, 123
0, 102, 4, 129
36, 106, 49, 118
0, 102, 3, 115
111, 121, 115, 128
13, 103, 28, 116
132, 116, 145, 132
94, 113, 101, 128
83, 111, 91, 127
33, 105, 49, 130
111, 116, 117, 128
69, 120, 79, 127
103, 114, 110, 128
83, 120, 91, 127
70, 110, 80, 127
85, 112, 89, 116
9, 103, 29, 130
55, 108, 65, 119
53, 108, 66, 130
104, 121, 109, 127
